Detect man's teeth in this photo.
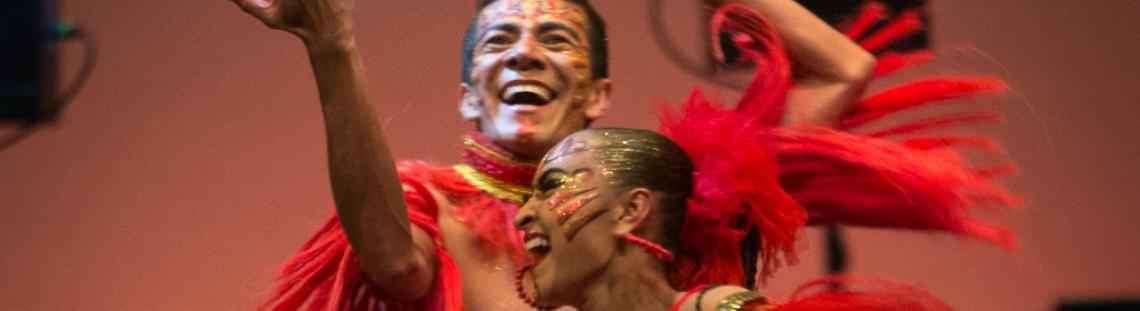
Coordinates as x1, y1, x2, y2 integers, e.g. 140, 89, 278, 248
504, 85, 552, 102
525, 238, 550, 252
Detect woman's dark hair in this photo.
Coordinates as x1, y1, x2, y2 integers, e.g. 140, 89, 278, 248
461, 0, 609, 83
584, 128, 766, 288
579, 128, 692, 256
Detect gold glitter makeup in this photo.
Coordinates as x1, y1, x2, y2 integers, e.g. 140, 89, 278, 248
535, 129, 692, 240
537, 167, 601, 238
543, 136, 588, 164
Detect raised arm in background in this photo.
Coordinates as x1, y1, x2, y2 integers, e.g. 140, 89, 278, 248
707, 0, 876, 127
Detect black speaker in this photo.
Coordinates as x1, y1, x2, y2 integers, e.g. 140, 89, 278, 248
718, 0, 929, 66
1058, 300, 1140, 311
795, 0, 928, 52
1, 0, 60, 123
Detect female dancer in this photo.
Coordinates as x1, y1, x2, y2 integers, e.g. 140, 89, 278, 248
508, 4, 1018, 309
512, 127, 955, 311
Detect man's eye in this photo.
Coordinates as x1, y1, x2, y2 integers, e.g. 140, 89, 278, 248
485, 36, 511, 45
542, 36, 570, 45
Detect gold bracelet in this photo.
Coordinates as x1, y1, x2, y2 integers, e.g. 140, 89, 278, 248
715, 291, 770, 311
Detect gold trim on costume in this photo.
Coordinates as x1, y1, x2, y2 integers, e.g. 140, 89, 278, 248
454, 164, 531, 204
715, 291, 770, 311
464, 138, 538, 169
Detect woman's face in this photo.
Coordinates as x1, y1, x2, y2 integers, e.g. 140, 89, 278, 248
513, 131, 623, 306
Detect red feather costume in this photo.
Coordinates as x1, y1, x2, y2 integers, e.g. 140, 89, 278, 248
257, 2, 1020, 311
658, 3, 1019, 309
257, 133, 529, 311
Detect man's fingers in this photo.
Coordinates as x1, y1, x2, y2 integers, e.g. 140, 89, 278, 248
236, 0, 287, 30
235, 0, 272, 18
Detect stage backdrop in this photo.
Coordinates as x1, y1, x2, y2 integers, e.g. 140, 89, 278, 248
2, 0, 1138, 310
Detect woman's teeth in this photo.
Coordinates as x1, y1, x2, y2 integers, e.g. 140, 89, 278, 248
525, 237, 551, 252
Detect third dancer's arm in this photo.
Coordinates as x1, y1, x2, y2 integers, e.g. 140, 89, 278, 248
708, 0, 875, 127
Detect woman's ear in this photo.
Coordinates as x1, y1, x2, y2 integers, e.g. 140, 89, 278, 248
613, 188, 654, 236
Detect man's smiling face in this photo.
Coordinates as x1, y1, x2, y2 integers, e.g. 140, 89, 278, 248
460, 0, 610, 160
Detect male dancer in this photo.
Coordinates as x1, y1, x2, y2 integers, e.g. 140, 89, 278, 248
228, 0, 873, 310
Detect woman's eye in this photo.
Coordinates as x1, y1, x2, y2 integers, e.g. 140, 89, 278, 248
540, 179, 564, 192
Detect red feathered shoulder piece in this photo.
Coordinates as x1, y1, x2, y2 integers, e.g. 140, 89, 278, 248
256, 160, 463, 311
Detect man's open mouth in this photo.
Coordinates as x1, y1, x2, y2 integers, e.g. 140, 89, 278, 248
500, 81, 556, 106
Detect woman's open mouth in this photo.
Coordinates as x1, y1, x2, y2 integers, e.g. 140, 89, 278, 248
523, 231, 552, 264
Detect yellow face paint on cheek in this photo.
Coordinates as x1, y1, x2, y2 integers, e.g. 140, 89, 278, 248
559, 196, 605, 238
540, 168, 602, 239
549, 189, 598, 224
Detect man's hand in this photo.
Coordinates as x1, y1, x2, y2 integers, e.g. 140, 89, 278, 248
231, 0, 355, 47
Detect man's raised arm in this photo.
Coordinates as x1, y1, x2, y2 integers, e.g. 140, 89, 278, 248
706, 0, 876, 127
230, 0, 436, 300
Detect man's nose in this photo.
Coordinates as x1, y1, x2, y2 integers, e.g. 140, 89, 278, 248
505, 38, 544, 71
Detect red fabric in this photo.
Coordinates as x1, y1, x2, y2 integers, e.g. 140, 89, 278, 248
257, 161, 463, 311
658, 89, 807, 288
656, 3, 1022, 293
843, 77, 1007, 129
767, 276, 954, 311
872, 51, 935, 77
710, 4, 791, 125
258, 153, 534, 311
711, 3, 1021, 249
858, 9, 924, 53
844, 2, 887, 41
660, 4, 807, 289
433, 165, 531, 266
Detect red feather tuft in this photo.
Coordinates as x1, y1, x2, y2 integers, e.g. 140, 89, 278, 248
867, 110, 1005, 138
843, 76, 1007, 129
657, 4, 1023, 293
770, 275, 955, 311
844, 2, 888, 41
710, 4, 792, 125
773, 127, 1021, 249
657, 88, 808, 288
873, 51, 936, 77
859, 9, 924, 53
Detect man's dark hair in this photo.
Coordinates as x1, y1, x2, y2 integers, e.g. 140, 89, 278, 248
461, 0, 609, 83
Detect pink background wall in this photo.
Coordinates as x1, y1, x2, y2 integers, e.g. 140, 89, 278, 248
2, 0, 1138, 310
